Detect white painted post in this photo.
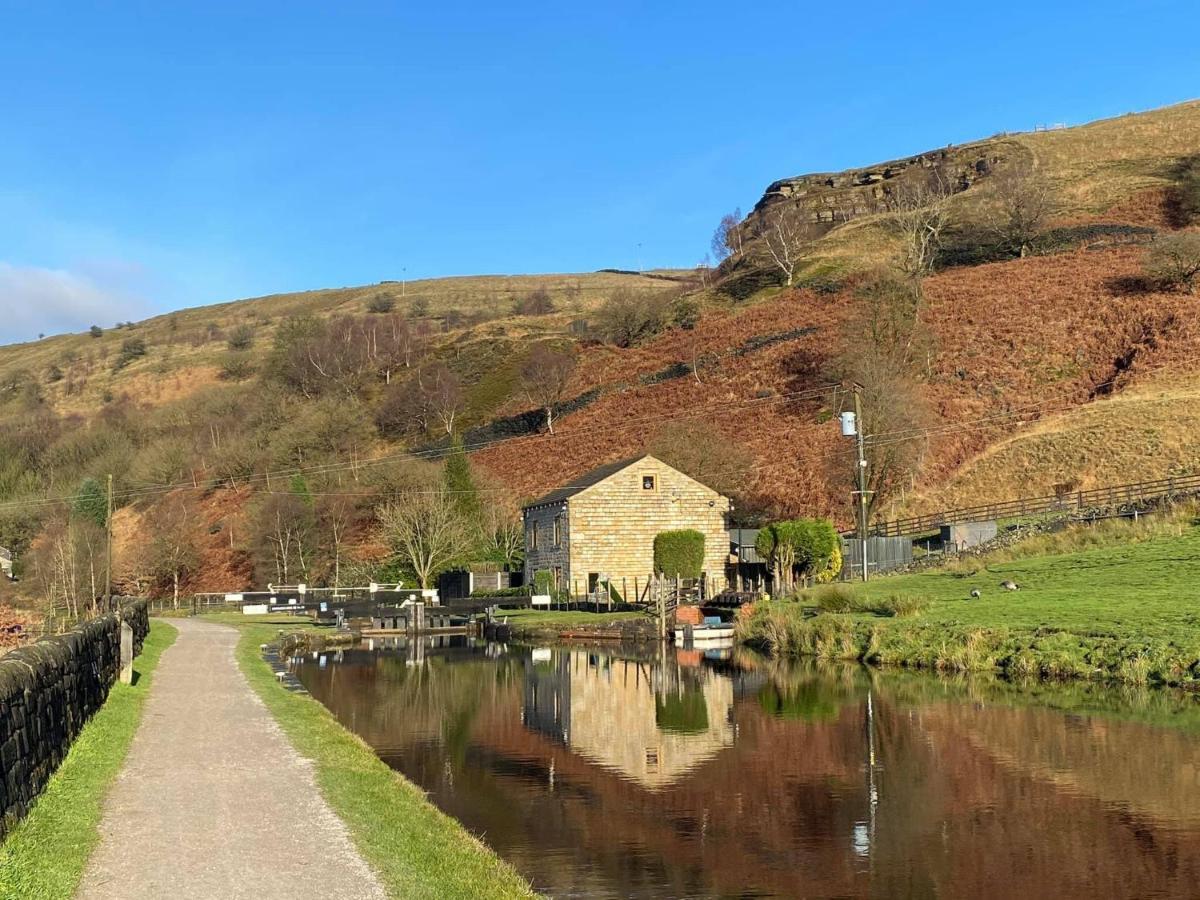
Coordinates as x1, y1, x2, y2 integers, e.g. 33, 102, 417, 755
120, 622, 134, 685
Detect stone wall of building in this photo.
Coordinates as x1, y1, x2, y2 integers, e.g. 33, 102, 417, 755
568, 458, 730, 593
523, 501, 570, 589
0, 600, 149, 838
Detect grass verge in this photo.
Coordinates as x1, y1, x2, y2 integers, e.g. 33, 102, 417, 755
740, 526, 1200, 686
0, 621, 178, 900
229, 619, 536, 899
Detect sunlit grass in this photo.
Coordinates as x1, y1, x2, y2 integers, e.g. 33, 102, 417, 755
0, 621, 178, 900
741, 524, 1200, 685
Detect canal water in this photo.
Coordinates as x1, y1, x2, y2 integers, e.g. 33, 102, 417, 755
292, 639, 1200, 899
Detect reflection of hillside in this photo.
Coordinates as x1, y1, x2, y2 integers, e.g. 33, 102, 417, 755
295, 645, 1200, 899
870, 692, 1200, 899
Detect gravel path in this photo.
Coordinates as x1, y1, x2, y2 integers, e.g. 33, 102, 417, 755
77, 618, 386, 900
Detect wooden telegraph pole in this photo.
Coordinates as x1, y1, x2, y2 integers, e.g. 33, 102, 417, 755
848, 388, 870, 582
104, 473, 114, 610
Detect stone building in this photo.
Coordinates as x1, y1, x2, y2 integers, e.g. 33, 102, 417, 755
522, 455, 731, 596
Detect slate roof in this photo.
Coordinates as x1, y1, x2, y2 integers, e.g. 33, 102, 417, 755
523, 455, 649, 509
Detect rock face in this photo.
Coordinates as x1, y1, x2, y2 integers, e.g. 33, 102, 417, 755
743, 137, 1026, 232
0, 600, 149, 838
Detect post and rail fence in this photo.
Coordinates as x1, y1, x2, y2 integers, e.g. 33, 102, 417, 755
870, 473, 1200, 538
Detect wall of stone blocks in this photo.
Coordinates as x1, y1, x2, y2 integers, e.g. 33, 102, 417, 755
0, 599, 150, 839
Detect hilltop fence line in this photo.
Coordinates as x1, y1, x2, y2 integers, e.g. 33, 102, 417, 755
871, 473, 1200, 537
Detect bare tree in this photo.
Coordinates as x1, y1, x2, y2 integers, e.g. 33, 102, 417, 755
888, 179, 955, 281
521, 345, 576, 434
711, 208, 744, 263
378, 487, 472, 588
828, 271, 933, 520
253, 492, 316, 585
759, 205, 810, 286
987, 167, 1057, 257
142, 495, 202, 608
422, 363, 463, 436
318, 495, 355, 590
1145, 232, 1200, 293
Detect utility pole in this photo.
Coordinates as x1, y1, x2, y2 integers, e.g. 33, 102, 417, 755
852, 387, 870, 582
104, 473, 114, 610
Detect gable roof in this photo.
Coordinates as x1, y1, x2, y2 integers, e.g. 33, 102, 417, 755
523, 455, 650, 509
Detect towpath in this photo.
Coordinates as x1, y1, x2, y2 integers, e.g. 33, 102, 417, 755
77, 617, 385, 900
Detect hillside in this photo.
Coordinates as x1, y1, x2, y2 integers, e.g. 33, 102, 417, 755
2, 99, 1200, 614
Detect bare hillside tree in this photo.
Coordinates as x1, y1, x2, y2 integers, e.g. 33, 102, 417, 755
521, 345, 576, 434
987, 167, 1057, 257
1145, 232, 1200, 293
378, 487, 472, 588
421, 363, 464, 436
758, 204, 811, 287
828, 271, 933, 521
888, 180, 955, 280
711, 209, 744, 264
142, 495, 202, 608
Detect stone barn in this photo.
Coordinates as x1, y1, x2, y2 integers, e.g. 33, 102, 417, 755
522, 455, 731, 597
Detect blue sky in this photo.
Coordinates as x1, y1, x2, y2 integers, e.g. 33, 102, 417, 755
1, 1, 1196, 343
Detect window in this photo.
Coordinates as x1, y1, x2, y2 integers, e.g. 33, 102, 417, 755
642, 474, 656, 491
528, 525, 538, 551
553, 515, 562, 547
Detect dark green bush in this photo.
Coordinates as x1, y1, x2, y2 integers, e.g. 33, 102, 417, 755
112, 337, 147, 371
653, 529, 705, 578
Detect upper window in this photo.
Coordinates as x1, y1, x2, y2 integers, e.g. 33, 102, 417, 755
553, 515, 562, 547
642, 475, 656, 491
528, 525, 538, 551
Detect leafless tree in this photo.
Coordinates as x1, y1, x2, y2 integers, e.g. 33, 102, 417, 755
378, 487, 472, 588
711, 208, 744, 263
758, 205, 810, 286
421, 363, 463, 436
254, 492, 316, 585
828, 271, 933, 520
318, 495, 355, 590
987, 167, 1057, 257
1145, 232, 1200, 293
142, 495, 202, 608
521, 345, 576, 434
888, 179, 955, 281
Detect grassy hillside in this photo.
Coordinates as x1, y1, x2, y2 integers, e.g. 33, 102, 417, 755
2, 99, 1200, 616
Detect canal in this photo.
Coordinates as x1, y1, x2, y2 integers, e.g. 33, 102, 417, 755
292, 638, 1200, 898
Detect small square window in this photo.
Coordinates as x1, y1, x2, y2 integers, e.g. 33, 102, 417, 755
642, 475, 656, 491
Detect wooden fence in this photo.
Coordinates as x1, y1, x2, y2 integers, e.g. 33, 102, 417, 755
870, 473, 1200, 538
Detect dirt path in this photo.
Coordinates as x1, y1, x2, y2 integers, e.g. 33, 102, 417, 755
77, 618, 386, 900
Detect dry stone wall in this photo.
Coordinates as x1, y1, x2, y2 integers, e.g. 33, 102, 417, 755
0, 600, 149, 839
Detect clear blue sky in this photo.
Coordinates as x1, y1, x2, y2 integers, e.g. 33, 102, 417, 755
1, 0, 1196, 342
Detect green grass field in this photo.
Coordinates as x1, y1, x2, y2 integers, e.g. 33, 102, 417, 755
0, 621, 178, 900
497, 607, 645, 627
740, 524, 1200, 686
225, 617, 537, 899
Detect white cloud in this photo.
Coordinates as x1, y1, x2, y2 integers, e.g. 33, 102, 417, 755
0, 262, 150, 345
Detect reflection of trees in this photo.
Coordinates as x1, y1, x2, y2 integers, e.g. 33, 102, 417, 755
298, 645, 1200, 899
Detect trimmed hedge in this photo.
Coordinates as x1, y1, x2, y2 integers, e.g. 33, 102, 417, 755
653, 530, 706, 578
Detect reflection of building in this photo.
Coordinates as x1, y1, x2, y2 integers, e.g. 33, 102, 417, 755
549, 652, 734, 788
522, 652, 571, 743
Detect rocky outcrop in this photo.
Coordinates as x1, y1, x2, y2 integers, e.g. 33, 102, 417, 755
745, 138, 1026, 230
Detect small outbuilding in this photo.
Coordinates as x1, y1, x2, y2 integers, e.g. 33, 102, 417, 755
522, 455, 731, 597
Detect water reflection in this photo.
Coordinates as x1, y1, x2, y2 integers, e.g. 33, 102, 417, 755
293, 638, 1200, 899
